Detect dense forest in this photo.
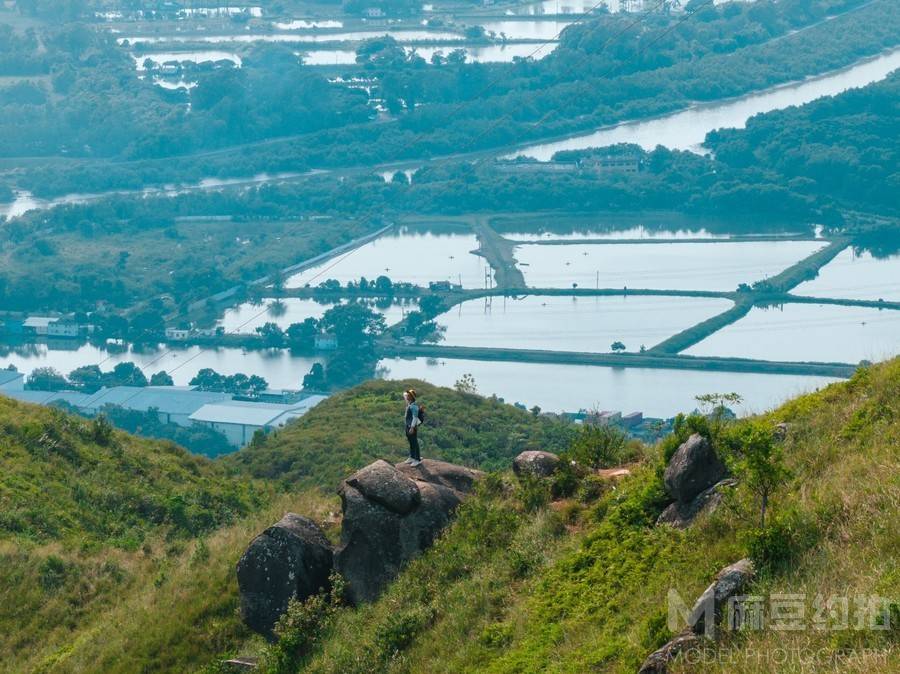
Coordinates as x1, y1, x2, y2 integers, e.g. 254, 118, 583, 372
1, 0, 896, 196
2, 67, 896, 314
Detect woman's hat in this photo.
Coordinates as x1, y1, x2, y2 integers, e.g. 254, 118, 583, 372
405, 389, 417, 401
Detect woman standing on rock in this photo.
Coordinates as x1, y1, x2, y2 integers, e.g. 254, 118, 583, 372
403, 389, 422, 466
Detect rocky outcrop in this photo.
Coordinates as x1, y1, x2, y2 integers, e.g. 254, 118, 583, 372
657, 478, 736, 529
658, 434, 729, 528
774, 422, 792, 441
335, 459, 482, 605
637, 632, 700, 674
689, 558, 755, 637
664, 434, 727, 503
346, 459, 421, 514
637, 558, 755, 673
236, 513, 333, 638
512, 450, 560, 478
237, 459, 482, 630
396, 458, 484, 493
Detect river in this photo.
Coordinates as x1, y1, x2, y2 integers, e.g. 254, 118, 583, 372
2, 49, 896, 220
508, 47, 900, 159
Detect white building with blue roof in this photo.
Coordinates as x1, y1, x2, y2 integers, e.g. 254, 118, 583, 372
189, 395, 327, 447
80, 386, 233, 426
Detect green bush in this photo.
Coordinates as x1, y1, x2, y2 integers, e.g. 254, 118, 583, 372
567, 424, 628, 469
577, 475, 609, 504
374, 605, 435, 660
38, 555, 70, 592
515, 475, 550, 513
660, 413, 712, 464
91, 414, 115, 446
743, 508, 820, 574
550, 459, 583, 499
262, 573, 345, 674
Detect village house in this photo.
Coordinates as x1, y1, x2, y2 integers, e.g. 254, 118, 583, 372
23, 317, 58, 336
164, 327, 191, 341
428, 280, 463, 292
579, 154, 642, 175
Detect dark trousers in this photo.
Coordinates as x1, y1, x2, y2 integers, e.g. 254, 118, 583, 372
407, 430, 420, 461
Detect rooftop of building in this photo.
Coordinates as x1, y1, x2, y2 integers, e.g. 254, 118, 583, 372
3, 389, 91, 407
189, 395, 327, 427
0, 369, 24, 386
81, 386, 233, 414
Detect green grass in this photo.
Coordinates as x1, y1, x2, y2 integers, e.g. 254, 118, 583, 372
0, 215, 371, 312
0, 396, 260, 547
0, 393, 274, 673
224, 379, 574, 489
266, 359, 900, 673
4, 357, 898, 673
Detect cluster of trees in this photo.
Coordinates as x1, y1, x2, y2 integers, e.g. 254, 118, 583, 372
85, 404, 234, 457
0, 26, 47, 75
251, 301, 389, 356
0, 32, 371, 161
189, 368, 268, 396
706, 71, 900, 216
0, 201, 373, 313
25, 362, 173, 392
8, 0, 895, 197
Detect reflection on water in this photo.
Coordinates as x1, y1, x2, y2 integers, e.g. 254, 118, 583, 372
132, 51, 243, 68
510, 48, 900, 159
302, 42, 557, 65
510, 0, 622, 15
284, 228, 491, 289
793, 249, 900, 303
121, 30, 466, 45
503, 226, 729, 241
515, 240, 825, 290
0, 171, 308, 220
437, 295, 733, 351
217, 297, 418, 333
685, 303, 900, 364
478, 20, 572, 41
273, 20, 344, 29
0, 343, 320, 390
377, 356, 840, 417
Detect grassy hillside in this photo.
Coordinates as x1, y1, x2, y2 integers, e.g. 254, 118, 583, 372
224, 379, 574, 489
2, 379, 572, 673
257, 359, 899, 673
0, 394, 277, 673
6, 360, 897, 673
0, 396, 260, 548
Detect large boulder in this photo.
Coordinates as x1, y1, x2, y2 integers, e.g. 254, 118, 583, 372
512, 450, 560, 478
637, 558, 755, 672
663, 434, 727, 503
335, 459, 478, 604
657, 478, 736, 529
396, 458, 484, 493
236, 513, 333, 638
637, 631, 700, 674
346, 459, 421, 514
689, 558, 755, 637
